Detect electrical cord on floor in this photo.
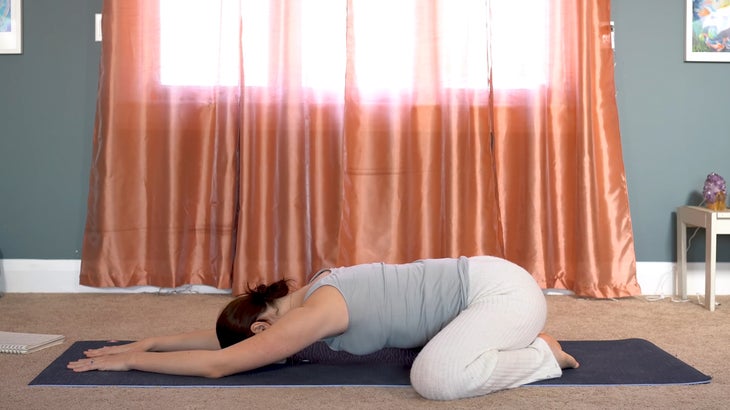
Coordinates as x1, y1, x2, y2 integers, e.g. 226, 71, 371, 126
695, 293, 721, 307
644, 267, 672, 302
646, 202, 705, 303
643, 267, 691, 303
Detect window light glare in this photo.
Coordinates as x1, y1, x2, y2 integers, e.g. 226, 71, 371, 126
159, 0, 547, 90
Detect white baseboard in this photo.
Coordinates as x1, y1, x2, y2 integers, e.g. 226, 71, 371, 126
0, 259, 230, 294
1, 259, 729, 296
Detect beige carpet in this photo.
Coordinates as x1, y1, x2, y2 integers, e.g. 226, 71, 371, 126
1, 292, 728, 410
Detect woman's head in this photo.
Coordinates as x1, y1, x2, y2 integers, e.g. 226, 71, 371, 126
216, 279, 291, 348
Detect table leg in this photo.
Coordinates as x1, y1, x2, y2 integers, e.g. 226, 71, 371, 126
706, 218, 717, 311
676, 210, 688, 300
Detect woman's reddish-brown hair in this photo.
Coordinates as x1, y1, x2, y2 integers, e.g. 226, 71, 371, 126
215, 279, 291, 348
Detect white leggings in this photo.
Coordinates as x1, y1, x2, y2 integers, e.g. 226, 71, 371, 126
410, 256, 561, 400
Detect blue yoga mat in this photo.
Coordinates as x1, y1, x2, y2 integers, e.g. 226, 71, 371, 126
29, 338, 711, 388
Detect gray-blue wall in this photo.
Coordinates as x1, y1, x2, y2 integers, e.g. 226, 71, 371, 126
0, 0, 727, 262
614, 0, 730, 262
0, 0, 102, 259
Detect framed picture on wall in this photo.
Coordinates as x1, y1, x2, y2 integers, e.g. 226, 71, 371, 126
686, 0, 730, 61
0, 0, 22, 54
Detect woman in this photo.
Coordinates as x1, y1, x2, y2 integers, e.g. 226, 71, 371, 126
68, 255, 578, 401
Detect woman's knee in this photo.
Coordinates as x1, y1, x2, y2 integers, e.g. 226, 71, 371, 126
410, 363, 462, 400
410, 351, 498, 401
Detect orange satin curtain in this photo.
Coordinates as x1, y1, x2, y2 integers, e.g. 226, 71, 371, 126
80, 0, 640, 298
493, 3, 639, 297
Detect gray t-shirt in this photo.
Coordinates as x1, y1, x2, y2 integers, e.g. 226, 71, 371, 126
304, 256, 469, 355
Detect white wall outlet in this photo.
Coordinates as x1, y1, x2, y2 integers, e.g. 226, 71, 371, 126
95, 13, 102, 42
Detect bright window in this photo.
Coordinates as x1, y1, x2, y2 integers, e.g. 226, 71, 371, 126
160, 0, 548, 90
160, 0, 242, 86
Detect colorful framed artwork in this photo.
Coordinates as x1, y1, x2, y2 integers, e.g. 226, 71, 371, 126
686, 0, 730, 62
0, 0, 22, 54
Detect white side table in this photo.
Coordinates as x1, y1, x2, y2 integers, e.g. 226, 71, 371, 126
676, 205, 730, 311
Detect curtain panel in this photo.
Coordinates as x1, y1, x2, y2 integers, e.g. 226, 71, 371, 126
80, 0, 640, 298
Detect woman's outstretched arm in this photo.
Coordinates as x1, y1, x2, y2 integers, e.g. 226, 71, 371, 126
68, 286, 348, 378
67, 327, 291, 377
81, 329, 221, 359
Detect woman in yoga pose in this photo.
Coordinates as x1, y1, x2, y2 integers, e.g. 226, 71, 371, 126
68, 255, 578, 401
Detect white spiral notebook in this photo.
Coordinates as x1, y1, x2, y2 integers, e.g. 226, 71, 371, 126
0, 331, 65, 354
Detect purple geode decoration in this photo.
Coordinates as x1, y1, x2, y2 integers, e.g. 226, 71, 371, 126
703, 172, 727, 204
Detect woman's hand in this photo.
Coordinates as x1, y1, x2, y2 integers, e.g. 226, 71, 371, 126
66, 339, 153, 372
67, 352, 135, 372
83, 339, 152, 358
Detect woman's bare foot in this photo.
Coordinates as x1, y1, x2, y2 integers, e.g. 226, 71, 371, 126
538, 333, 579, 369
